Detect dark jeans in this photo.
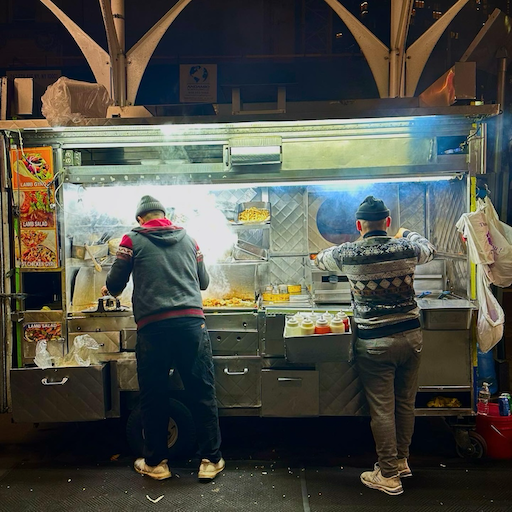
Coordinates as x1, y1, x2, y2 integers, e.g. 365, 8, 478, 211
136, 316, 222, 466
355, 328, 422, 478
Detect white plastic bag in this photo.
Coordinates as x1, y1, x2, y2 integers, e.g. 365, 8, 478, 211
456, 197, 512, 287
481, 198, 512, 287
476, 266, 505, 353
34, 340, 53, 369
455, 206, 495, 267
53, 334, 100, 367
41, 77, 112, 127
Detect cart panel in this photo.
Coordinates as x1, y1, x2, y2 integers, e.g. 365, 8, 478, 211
10, 363, 113, 422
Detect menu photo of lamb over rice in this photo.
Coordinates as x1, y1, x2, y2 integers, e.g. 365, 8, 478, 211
16, 229, 59, 268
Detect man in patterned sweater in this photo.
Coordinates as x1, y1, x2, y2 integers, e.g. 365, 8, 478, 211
315, 195, 436, 496
102, 195, 224, 482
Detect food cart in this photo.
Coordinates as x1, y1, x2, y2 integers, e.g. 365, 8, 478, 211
0, 102, 497, 459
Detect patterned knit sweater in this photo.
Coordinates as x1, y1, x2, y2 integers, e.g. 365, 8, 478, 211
315, 230, 436, 338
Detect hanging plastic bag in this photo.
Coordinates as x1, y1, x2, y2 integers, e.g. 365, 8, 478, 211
480, 197, 512, 287
455, 204, 495, 267
476, 266, 505, 353
456, 197, 512, 287
34, 340, 53, 369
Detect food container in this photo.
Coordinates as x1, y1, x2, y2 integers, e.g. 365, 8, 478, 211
289, 294, 310, 303
236, 202, 271, 224
288, 284, 301, 294
108, 238, 122, 255
418, 298, 475, 330
71, 242, 108, 260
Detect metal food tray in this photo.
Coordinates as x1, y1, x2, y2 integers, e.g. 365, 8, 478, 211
235, 202, 271, 224
418, 298, 475, 330
203, 306, 258, 312
233, 240, 268, 261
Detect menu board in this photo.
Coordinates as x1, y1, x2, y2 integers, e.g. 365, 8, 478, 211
10, 147, 59, 268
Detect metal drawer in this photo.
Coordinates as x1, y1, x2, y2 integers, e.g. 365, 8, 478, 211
263, 314, 286, 356
205, 312, 258, 331
117, 358, 139, 391
214, 357, 261, 408
285, 331, 353, 363
418, 330, 471, 387
261, 369, 319, 417
69, 331, 120, 353
67, 315, 136, 332
121, 328, 137, 351
210, 331, 259, 355
10, 363, 116, 422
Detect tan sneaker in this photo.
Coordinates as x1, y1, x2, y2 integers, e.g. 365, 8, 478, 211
397, 458, 412, 478
360, 464, 403, 496
134, 458, 172, 480
198, 458, 225, 480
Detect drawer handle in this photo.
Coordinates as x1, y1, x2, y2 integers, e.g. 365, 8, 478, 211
223, 368, 248, 376
278, 377, 302, 382
41, 377, 69, 386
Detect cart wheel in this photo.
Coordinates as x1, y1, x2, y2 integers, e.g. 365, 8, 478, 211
126, 398, 196, 460
455, 431, 487, 459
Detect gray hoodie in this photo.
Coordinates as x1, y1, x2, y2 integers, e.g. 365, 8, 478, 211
106, 218, 209, 329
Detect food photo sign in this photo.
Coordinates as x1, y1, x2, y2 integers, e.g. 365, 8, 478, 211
10, 146, 59, 268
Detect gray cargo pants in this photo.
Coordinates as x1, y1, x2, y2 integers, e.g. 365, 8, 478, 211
355, 328, 423, 478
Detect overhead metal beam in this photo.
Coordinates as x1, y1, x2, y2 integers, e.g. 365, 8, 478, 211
405, 0, 470, 97
390, 0, 414, 97
39, 0, 112, 95
126, 0, 194, 105
98, 0, 124, 105
323, 0, 389, 98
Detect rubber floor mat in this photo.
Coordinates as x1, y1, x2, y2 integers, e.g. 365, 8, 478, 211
305, 465, 512, 511
0, 459, 303, 512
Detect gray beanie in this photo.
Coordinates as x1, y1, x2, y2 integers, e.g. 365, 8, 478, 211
135, 195, 166, 219
355, 195, 390, 221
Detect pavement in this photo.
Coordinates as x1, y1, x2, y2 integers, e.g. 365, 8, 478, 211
1, 413, 512, 511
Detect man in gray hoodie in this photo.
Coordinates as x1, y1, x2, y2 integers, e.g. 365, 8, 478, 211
102, 195, 224, 481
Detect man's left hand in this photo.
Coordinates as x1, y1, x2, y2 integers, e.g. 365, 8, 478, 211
101, 285, 110, 296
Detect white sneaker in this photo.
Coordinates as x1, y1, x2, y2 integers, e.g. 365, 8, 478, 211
198, 458, 225, 480
397, 458, 412, 478
134, 458, 172, 480
360, 464, 403, 496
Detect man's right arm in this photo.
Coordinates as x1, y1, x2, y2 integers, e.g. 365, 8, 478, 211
314, 246, 344, 272
105, 235, 134, 296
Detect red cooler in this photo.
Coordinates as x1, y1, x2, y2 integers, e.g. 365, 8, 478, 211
476, 403, 512, 459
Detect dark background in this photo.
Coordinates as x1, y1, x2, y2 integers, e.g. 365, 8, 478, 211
1, 0, 511, 108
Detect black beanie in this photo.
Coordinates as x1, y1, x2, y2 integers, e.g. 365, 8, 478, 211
135, 195, 166, 219
355, 195, 390, 221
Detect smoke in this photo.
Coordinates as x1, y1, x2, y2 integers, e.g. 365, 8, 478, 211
63, 182, 237, 264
